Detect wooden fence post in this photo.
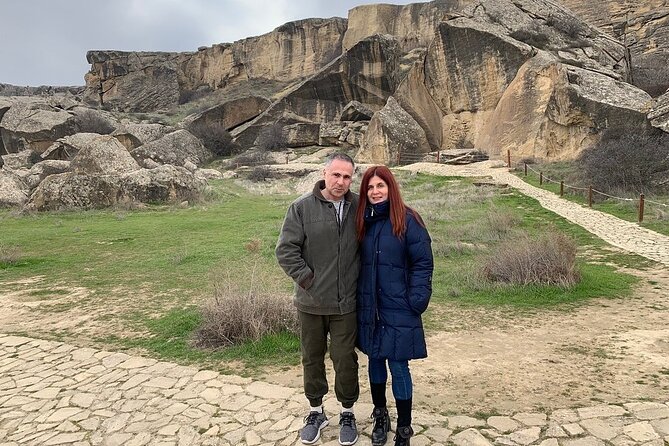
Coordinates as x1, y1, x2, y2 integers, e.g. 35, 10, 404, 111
638, 193, 645, 223
436, 151, 440, 163
588, 186, 593, 207
507, 150, 511, 168
524, 163, 527, 176
560, 181, 564, 197
539, 172, 543, 185
396, 152, 401, 166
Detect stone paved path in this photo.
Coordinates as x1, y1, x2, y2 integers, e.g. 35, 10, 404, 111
3, 162, 669, 445
2, 335, 669, 446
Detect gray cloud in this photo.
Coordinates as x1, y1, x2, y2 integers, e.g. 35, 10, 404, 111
0, 0, 414, 86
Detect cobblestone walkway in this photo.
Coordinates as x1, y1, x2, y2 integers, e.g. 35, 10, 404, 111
2, 335, 669, 446
3, 163, 669, 445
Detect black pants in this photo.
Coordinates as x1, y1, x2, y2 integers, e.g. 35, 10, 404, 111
298, 310, 359, 408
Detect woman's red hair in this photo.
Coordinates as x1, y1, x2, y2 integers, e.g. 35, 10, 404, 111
356, 165, 423, 241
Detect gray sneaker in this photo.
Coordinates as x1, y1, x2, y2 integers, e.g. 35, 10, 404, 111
339, 412, 358, 445
301, 411, 329, 444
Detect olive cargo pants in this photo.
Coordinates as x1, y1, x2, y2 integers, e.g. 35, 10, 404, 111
298, 310, 359, 408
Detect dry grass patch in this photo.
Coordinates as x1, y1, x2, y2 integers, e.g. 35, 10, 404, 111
194, 240, 298, 348
481, 232, 580, 287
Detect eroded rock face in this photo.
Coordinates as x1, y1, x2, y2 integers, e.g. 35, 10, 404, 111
476, 52, 653, 160
130, 130, 213, 168
68, 134, 140, 175
231, 34, 401, 145
0, 170, 28, 207
557, 0, 669, 96
358, 96, 430, 164
343, 1, 469, 51
84, 18, 346, 112
649, 90, 669, 132
0, 101, 76, 154
183, 96, 271, 133
26, 165, 206, 211
282, 123, 321, 148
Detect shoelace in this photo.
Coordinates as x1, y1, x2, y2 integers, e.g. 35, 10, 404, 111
340, 413, 355, 427
304, 412, 323, 425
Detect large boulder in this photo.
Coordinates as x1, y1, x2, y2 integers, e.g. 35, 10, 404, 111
130, 129, 213, 168
282, 123, 321, 148
0, 101, 76, 154
476, 52, 654, 160
24, 160, 71, 190
83, 18, 347, 112
112, 122, 175, 150
68, 134, 140, 175
183, 96, 271, 132
1, 150, 38, 170
0, 170, 29, 207
357, 96, 430, 164
338, 101, 374, 121
26, 165, 206, 211
120, 164, 207, 204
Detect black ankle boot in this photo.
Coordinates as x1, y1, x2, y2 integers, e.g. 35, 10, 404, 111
370, 407, 391, 445
393, 425, 413, 446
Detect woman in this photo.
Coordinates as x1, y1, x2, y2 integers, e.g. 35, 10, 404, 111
355, 166, 433, 446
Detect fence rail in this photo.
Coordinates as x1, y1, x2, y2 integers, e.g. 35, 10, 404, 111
514, 151, 669, 223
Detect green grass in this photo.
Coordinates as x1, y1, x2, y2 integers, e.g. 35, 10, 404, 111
513, 166, 669, 236
0, 173, 647, 374
102, 307, 300, 374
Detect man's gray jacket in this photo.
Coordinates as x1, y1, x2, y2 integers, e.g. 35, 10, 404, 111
276, 180, 360, 315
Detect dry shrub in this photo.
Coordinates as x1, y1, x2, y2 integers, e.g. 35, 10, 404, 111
0, 245, 22, 265
481, 231, 580, 287
74, 109, 115, 134
485, 209, 521, 241
195, 243, 298, 348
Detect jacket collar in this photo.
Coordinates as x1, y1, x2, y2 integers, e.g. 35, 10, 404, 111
313, 179, 353, 203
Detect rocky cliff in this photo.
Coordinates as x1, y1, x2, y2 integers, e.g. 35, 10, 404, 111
83, 18, 347, 112
556, 0, 669, 96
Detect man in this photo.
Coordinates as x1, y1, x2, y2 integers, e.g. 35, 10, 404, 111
276, 153, 360, 445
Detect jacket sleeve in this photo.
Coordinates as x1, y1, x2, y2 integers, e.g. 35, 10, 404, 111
275, 202, 314, 289
405, 216, 433, 314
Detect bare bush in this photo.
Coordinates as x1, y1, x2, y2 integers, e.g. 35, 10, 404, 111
194, 245, 298, 348
247, 166, 282, 182
188, 120, 240, 156
510, 27, 550, 49
256, 123, 286, 151
485, 209, 521, 241
579, 128, 669, 195
74, 109, 115, 134
481, 231, 580, 287
232, 149, 274, 168
0, 245, 22, 266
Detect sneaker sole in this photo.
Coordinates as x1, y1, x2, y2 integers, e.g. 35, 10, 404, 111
301, 419, 329, 445
339, 433, 359, 445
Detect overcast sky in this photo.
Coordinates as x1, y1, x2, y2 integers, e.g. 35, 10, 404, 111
0, 0, 415, 87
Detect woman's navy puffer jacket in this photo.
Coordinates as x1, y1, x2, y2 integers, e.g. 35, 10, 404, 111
356, 201, 434, 361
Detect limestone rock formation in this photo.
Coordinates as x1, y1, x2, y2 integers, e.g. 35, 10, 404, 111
343, 1, 469, 52
84, 18, 347, 112
358, 97, 430, 164
0, 101, 76, 154
24, 160, 71, 189
183, 96, 271, 133
476, 52, 653, 160
338, 101, 374, 121
70, 134, 140, 175
0, 170, 28, 207
556, 0, 669, 96
130, 130, 213, 168
649, 90, 669, 132
231, 34, 401, 146
282, 124, 321, 148
26, 165, 205, 211
112, 123, 175, 150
